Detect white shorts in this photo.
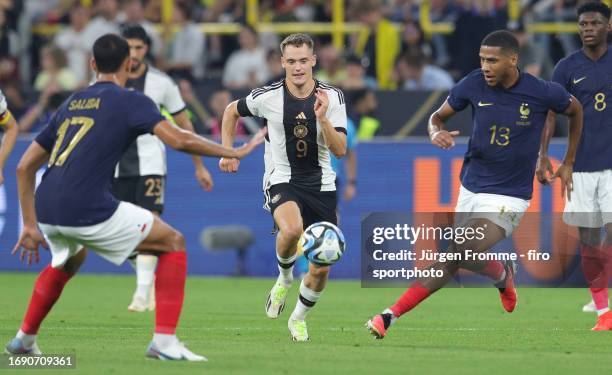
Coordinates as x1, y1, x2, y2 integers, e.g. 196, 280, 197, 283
454, 185, 530, 237
563, 170, 612, 228
39, 202, 155, 268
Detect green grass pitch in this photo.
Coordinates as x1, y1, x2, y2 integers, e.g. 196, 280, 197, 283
1, 273, 611, 374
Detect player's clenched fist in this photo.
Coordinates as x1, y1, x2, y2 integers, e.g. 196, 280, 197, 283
430, 130, 460, 149
219, 157, 240, 173
314, 89, 329, 119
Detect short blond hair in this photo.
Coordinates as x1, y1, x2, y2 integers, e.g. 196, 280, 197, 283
279, 33, 314, 55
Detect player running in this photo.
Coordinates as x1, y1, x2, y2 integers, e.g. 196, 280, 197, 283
5, 34, 264, 360
0, 89, 19, 186
219, 33, 347, 341
536, 2, 612, 330
366, 30, 583, 339
114, 24, 214, 313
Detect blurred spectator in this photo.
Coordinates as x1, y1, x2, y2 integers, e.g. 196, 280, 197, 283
160, 0, 205, 82
33, 44, 78, 92
0, 6, 19, 84
353, 0, 401, 89
449, 0, 508, 76
2, 82, 27, 120
395, 51, 454, 91
341, 54, 377, 90
529, 0, 580, 60
429, 0, 459, 67
19, 87, 69, 133
349, 88, 381, 140
222, 25, 269, 89
143, 0, 162, 22
54, 4, 91, 86
509, 21, 553, 79
314, 44, 347, 86
266, 49, 284, 83
82, 0, 121, 50
400, 18, 433, 61
177, 79, 209, 135
206, 89, 248, 137
119, 0, 163, 59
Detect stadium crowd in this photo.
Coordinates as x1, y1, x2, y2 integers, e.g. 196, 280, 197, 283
0, 0, 597, 135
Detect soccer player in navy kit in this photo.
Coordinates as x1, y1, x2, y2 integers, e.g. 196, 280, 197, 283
366, 30, 583, 339
5, 34, 264, 360
536, 2, 612, 330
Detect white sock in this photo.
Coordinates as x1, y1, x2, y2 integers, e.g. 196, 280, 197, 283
290, 280, 322, 321
496, 269, 506, 284
153, 333, 178, 350
277, 253, 297, 287
135, 254, 157, 300
597, 307, 610, 316
16, 329, 36, 348
382, 308, 398, 324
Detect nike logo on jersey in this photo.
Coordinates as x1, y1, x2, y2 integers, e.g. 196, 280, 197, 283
478, 101, 494, 107
573, 76, 586, 84
295, 112, 307, 120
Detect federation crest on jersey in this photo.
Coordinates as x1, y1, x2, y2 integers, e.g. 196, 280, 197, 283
517, 103, 531, 126
293, 124, 308, 138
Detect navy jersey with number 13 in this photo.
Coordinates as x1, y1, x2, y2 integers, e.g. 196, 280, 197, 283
448, 70, 572, 200
34, 82, 165, 227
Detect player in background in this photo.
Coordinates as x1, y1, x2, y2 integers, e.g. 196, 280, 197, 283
366, 30, 583, 339
0, 89, 19, 186
5, 34, 264, 360
219, 33, 347, 341
536, 2, 612, 329
113, 24, 214, 313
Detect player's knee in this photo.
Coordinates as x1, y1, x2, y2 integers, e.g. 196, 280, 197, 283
168, 230, 186, 251
280, 222, 303, 242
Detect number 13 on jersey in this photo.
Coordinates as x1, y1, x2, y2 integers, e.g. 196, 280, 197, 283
49, 116, 95, 167
489, 125, 510, 146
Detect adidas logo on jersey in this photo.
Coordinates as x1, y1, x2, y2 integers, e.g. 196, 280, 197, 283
295, 112, 307, 120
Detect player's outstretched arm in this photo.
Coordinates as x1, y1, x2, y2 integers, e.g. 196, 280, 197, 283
173, 110, 214, 191
219, 100, 242, 173
536, 110, 557, 185
13, 142, 50, 265
428, 100, 460, 149
0, 112, 19, 186
153, 119, 266, 160
553, 95, 583, 201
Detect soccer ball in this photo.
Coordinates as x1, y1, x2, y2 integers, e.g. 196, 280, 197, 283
300, 222, 346, 266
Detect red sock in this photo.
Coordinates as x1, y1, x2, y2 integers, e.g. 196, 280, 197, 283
389, 282, 430, 318
581, 244, 605, 288
478, 260, 505, 281
155, 251, 187, 334
21, 265, 71, 334
590, 288, 609, 311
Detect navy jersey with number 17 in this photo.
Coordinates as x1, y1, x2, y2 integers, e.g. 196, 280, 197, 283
34, 82, 165, 227
448, 70, 572, 200
552, 47, 612, 172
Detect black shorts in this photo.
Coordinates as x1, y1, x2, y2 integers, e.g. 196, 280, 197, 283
266, 183, 337, 229
111, 175, 165, 214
